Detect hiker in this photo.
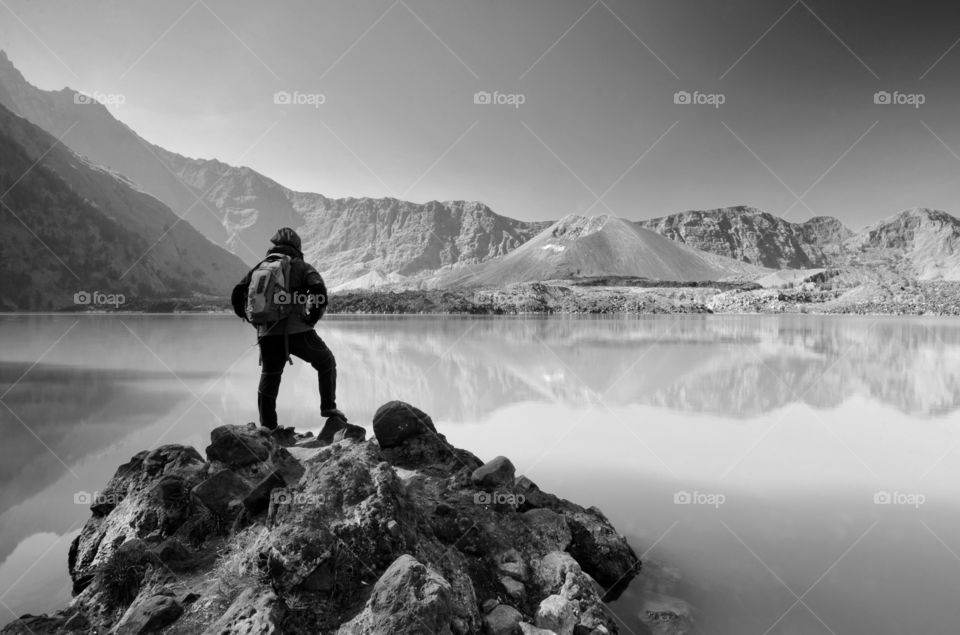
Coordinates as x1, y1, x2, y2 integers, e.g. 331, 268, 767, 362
231, 227, 347, 430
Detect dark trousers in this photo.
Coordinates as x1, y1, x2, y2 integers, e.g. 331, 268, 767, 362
258, 330, 337, 429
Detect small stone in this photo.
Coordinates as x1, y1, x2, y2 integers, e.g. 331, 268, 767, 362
483, 604, 523, 635
471, 456, 516, 489
496, 549, 528, 581
499, 575, 525, 601
372, 401, 438, 448
386, 519, 401, 538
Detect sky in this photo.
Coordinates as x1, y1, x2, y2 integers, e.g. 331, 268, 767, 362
2, 0, 960, 229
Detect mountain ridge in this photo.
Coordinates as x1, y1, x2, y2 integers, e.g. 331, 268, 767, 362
0, 102, 248, 310
0, 51, 550, 284
7, 51, 960, 289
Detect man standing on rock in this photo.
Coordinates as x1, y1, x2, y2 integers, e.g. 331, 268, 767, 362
232, 227, 348, 431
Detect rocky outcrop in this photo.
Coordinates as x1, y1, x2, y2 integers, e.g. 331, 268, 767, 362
3, 402, 641, 634
846, 208, 960, 281
638, 206, 851, 269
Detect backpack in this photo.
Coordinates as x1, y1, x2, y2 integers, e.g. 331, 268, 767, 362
243, 254, 294, 325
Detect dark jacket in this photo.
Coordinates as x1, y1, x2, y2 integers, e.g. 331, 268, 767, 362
235, 244, 328, 337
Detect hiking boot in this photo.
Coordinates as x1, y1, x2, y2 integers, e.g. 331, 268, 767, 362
321, 408, 348, 422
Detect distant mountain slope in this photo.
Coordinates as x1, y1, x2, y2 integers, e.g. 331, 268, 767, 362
846, 208, 960, 281
0, 51, 548, 282
296, 198, 550, 287
637, 206, 852, 268
437, 214, 765, 287
0, 104, 247, 310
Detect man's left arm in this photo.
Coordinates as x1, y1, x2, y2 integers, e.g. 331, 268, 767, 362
302, 263, 328, 324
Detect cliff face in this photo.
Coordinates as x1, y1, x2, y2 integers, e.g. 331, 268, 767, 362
637, 206, 852, 269
3, 402, 645, 634
294, 198, 550, 288
845, 208, 960, 281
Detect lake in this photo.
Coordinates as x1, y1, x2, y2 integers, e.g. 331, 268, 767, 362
2, 314, 960, 633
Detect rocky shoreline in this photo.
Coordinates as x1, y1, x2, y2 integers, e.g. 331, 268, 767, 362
328, 278, 960, 316
3, 402, 658, 634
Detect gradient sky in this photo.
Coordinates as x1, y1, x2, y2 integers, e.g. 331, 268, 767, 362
3, 0, 960, 228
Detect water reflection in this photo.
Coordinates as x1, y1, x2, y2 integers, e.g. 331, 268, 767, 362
319, 315, 960, 420
3, 314, 960, 630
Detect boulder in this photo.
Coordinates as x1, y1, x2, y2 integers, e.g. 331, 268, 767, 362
372, 401, 438, 448
338, 554, 454, 634
206, 425, 271, 467
201, 587, 284, 634
191, 470, 251, 518
113, 593, 183, 634
484, 604, 524, 635
564, 508, 640, 600
471, 455, 516, 489
535, 594, 576, 635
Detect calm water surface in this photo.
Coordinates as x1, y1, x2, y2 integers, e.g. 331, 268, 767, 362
2, 314, 960, 634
